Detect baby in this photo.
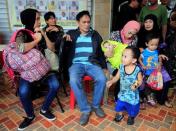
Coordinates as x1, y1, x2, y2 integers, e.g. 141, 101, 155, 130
101, 40, 127, 70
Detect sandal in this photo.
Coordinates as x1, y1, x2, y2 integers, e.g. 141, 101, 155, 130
114, 114, 124, 122
164, 101, 173, 108
147, 99, 156, 106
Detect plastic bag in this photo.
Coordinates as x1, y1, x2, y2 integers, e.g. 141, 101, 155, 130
146, 69, 163, 90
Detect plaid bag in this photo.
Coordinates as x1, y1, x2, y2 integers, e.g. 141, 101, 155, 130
3, 29, 50, 82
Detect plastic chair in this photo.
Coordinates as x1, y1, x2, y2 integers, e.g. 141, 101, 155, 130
70, 76, 103, 110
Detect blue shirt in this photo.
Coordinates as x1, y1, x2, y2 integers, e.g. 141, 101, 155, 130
73, 33, 93, 65
141, 48, 159, 75
118, 64, 141, 105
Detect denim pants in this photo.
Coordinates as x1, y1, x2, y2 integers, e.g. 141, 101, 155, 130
69, 63, 106, 113
19, 74, 59, 117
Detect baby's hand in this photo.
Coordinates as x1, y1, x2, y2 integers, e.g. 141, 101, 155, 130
131, 81, 138, 91
104, 50, 114, 58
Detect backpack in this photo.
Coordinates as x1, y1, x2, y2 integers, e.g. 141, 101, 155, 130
3, 29, 50, 82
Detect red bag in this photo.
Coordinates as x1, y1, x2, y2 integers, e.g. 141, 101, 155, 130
146, 69, 163, 90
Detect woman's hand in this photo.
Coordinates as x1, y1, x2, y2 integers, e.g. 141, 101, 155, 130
46, 26, 59, 32
159, 54, 168, 61
63, 34, 72, 41
34, 27, 45, 36
33, 32, 42, 43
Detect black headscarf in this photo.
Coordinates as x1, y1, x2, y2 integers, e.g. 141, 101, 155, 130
137, 14, 160, 49
143, 14, 159, 34
20, 8, 38, 32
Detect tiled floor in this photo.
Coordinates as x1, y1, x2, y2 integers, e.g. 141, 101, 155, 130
0, 80, 176, 131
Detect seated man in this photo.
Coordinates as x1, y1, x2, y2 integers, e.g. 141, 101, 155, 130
43, 11, 64, 53
65, 10, 107, 125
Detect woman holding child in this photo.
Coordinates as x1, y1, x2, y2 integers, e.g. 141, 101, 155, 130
137, 14, 172, 108
106, 20, 140, 101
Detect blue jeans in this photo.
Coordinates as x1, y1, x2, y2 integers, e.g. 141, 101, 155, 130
69, 63, 106, 113
19, 74, 59, 117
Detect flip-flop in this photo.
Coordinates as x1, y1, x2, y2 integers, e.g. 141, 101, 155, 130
165, 101, 173, 108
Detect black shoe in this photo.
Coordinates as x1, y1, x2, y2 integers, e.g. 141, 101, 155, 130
18, 116, 35, 131
79, 113, 90, 125
114, 114, 124, 122
92, 107, 105, 118
40, 110, 56, 121
127, 117, 134, 125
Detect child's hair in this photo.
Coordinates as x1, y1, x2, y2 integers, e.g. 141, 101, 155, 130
145, 33, 160, 43
16, 30, 33, 43
125, 46, 140, 60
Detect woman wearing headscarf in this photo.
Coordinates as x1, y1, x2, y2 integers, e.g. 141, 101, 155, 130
110, 20, 141, 46
137, 14, 160, 51
109, 20, 140, 101
137, 14, 172, 108
15, 8, 60, 130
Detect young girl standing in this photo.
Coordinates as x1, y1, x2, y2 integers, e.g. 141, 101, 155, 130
106, 46, 143, 125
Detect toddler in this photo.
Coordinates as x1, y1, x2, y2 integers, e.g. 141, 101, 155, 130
106, 46, 142, 125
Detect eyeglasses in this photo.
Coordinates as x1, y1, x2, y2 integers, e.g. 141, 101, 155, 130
128, 31, 136, 36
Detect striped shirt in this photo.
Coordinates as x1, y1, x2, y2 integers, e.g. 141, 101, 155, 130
73, 33, 93, 65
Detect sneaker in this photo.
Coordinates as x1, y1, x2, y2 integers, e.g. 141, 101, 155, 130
79, 113, 90, 125
39, 110, 56, 121
18, 116, 35, 131
114, 114, 124, 122
92, 107, 105, 118
127, 116, 134, 125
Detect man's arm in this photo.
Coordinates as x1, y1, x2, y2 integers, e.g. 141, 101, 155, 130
106, 70, 120, 88
96, 31, 107, 69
